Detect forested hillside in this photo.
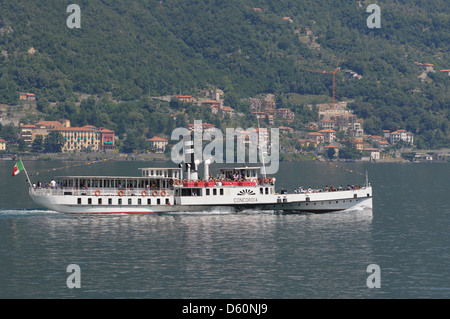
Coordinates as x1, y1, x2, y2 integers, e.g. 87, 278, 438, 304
0, 0, 448, 148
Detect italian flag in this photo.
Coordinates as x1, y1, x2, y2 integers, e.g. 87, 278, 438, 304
12, 159, 24, 176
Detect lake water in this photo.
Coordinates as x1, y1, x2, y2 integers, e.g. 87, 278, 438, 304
0, 159, 449, 299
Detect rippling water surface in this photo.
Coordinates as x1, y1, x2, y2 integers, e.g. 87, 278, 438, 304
0, 160, 449, 298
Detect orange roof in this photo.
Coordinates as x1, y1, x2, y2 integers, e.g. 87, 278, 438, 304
147, 136, 168, 142
440, 69, 450, 72
51, 127, 98, 132
377, 141, 390, 145
307, 132, 324, 136
324, 145, 339, 148
99, 128, 114, 133
318, 129, 336, 133
0, 139, 6, 143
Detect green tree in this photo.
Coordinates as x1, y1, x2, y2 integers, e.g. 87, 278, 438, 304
326, 147, 336, 160
32, 135, 44, 153
0, 124, 19, 143
43, 131, 64, 153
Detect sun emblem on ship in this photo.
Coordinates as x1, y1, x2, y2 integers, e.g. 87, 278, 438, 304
237, 189, 256, 196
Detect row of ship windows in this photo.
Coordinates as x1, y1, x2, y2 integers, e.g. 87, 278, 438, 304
304, 199, 359, 206
78, 198, 170, 205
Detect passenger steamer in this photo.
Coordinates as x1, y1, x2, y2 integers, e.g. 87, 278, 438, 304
29, 159, 373, 215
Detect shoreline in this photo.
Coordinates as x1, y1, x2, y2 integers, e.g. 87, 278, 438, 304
2, 152, 448, 163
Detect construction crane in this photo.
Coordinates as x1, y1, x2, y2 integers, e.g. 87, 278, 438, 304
301, 67, 340, 108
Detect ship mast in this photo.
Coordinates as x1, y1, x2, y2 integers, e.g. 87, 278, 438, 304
257, 117, 267, 179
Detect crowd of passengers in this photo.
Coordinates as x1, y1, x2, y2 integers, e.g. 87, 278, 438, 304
279, 185, 362, 194
33, 179, 163, 190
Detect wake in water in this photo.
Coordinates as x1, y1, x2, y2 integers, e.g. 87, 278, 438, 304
165, 207, 276, 216
0, 209, 59, 217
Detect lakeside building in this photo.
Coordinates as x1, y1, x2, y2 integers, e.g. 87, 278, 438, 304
19, 124, 36, 145
376, 140, 390, 150
389, 130, 414, 145
353, 139, 364, 151
0, 138, 6, 151
307, 132, 325, 144
50, 125, 116, 153
363, 148, 380, 161
147, 136, 169, 153
20, 120, 115, 152
20, 120, 69, 145
318, 129, 336, 143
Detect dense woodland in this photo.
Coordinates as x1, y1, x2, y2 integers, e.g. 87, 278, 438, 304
0, 0, 448, 149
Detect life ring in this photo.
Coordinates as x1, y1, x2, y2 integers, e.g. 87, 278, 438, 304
95, 189, 101, 196
118, 190, 124, 196
152, 190, 158, 197
175, 179, 181, 185
183, 179, 188, 184
141, 190, 147, 197
268, 177, 273, 184
258, 178, 263, 184
264, 178, 269, 184
169, 179, 174, 186
161, 190, 167, 197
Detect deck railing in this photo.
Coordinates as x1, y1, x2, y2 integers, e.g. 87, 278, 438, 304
30, 187, 172, 197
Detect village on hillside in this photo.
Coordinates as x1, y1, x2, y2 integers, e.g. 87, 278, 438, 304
0, 89, 446, 163
171, 91, 430, 162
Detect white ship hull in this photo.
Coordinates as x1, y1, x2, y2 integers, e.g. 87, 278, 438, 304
30, 185, 372, 215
